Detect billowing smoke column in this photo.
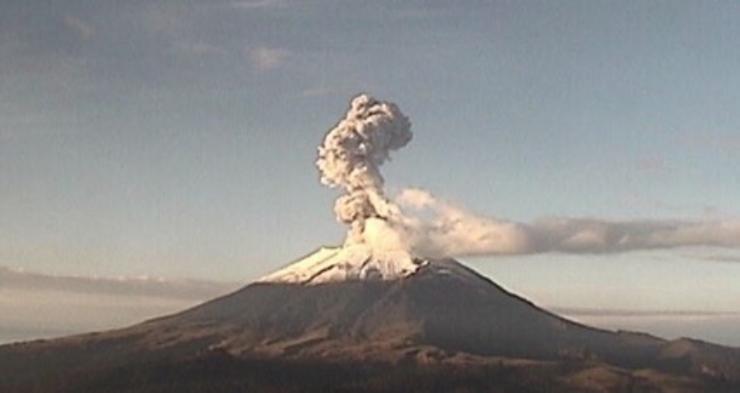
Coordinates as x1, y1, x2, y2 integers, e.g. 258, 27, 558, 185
317, 94, 412, 246
318, 95, 740, 259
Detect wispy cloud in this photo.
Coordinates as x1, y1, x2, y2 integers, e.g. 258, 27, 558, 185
230, 0, 287, 10
63, 16, 95, 40
248, 46, 291, 71
556, 306, 740, 346
0, 266, 242, 344
140, 3, 190, 36
552, 307, 740, 318
0, 266, 239, 300
703, 255, 740, 263
684, 252, 740, 264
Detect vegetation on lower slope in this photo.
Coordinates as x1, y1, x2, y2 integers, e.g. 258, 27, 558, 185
1, 350, 737, 393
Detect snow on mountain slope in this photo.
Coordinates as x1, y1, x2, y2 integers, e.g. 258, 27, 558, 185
5, 246, 740, 393
257, 245, 428, 284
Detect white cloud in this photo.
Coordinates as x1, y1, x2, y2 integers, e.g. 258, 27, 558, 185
63, 16, 95, 40
248, 46, 290, 71
393, 188, 740, 257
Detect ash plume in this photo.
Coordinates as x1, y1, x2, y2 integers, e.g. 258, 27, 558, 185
318, 95, 740, 258
317, 94, 411, 246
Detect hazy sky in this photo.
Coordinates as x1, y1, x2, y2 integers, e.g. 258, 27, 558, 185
2, 0, 740, 320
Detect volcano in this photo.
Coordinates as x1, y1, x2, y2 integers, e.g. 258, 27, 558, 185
2, 247, 740, 393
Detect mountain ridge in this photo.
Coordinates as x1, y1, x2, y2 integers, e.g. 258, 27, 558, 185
2, 249, 740, 392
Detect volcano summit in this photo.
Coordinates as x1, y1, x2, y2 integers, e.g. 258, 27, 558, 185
3, 95, 740, 393
2, 247, 740, 393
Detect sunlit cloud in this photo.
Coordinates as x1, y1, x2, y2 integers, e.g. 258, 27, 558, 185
392, 188, 740, 257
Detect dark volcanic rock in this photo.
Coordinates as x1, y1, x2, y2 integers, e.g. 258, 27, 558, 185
1, 255, 739, 393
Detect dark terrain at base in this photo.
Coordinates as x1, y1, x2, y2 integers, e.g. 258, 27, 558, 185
2, 258, 739, 392
5, 351, 739, 393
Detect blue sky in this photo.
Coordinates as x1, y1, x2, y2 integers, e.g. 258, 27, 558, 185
2, 0, 740, 322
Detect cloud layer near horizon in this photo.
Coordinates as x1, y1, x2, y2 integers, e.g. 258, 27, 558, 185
0, 266, 239, 300
393, 188, 740, 258
0, 267, 240, 344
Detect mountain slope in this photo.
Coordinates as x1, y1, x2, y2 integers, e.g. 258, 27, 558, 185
2, 248, 740, 392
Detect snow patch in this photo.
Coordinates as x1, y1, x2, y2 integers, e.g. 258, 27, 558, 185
257, 245, 427, 285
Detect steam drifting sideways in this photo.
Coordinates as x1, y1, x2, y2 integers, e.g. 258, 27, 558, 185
317, 95, 740, 258
396, 189, 740, 258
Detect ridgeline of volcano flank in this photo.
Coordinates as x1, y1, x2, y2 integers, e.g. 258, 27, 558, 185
2, 248, 740, 393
